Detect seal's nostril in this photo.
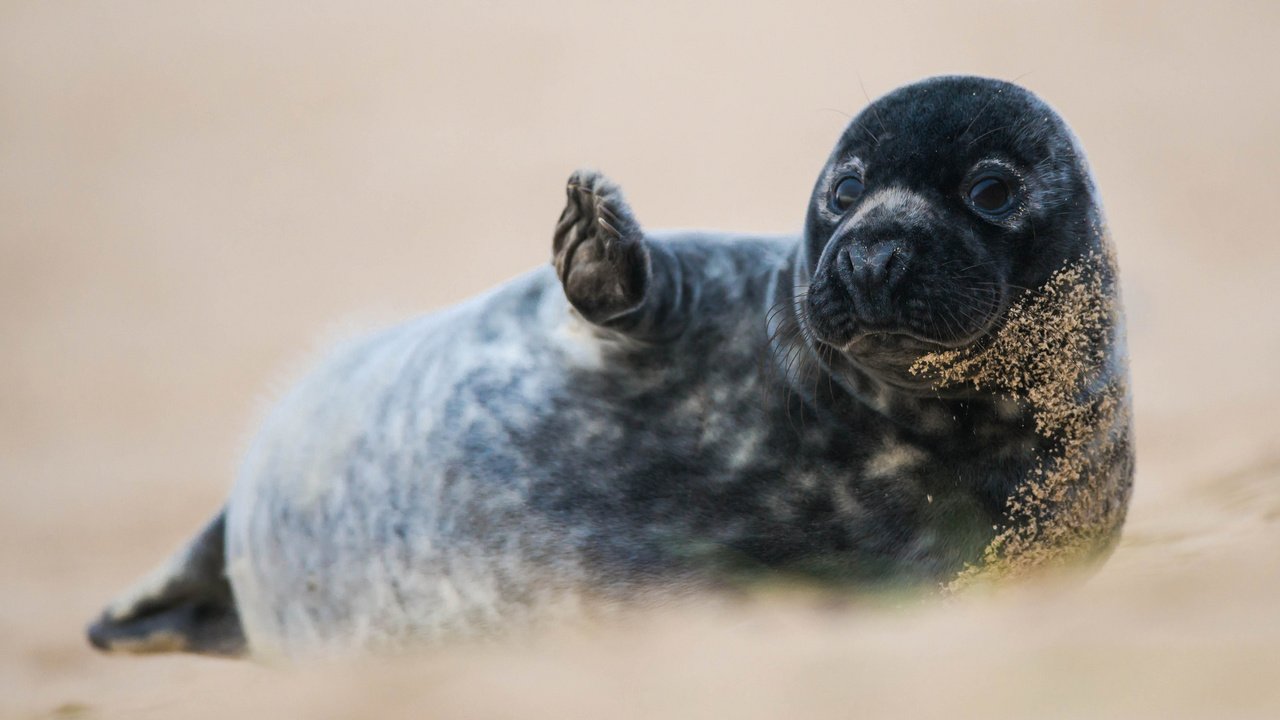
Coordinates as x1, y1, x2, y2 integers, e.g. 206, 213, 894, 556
836, 246, 857, 289
856, 241, 900, 292
870, 244, 894, 285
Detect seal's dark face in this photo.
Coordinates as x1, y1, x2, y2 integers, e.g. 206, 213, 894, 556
800, 76, 1098, 391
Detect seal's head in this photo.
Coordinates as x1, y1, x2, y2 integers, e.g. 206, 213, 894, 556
801, 75, 1103, 393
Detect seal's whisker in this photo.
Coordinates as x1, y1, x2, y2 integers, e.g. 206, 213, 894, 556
966, 280, 1044, 298
967, 124, 1016, 148
959, 91, 1000, 141
857, 72, 890, 138
954, 259, 1001, 274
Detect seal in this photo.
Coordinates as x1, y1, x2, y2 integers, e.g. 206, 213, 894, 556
87, 75, 1133, 659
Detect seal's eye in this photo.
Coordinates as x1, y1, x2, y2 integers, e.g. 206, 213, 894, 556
831, 176, 865, 213
968, 176, 1015, 215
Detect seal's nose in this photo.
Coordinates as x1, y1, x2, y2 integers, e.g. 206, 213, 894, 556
844, 240, 909, 301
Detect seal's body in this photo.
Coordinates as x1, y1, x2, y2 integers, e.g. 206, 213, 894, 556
223, 236, 1020, 657
89, 76, 1133, 659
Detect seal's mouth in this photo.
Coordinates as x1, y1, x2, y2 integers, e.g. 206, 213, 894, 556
841, 328, 966, 351
802, 263, 1007, 357
811, 321, 987, 359
806, 312, 1004, 393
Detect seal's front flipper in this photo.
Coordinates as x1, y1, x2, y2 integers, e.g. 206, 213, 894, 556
87, 510, 246, 657
553, 169, 650, 323
552, 170, 687, 339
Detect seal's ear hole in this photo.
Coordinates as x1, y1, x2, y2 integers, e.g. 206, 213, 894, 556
968, 176, 1015, 216
830, 176, 865, 213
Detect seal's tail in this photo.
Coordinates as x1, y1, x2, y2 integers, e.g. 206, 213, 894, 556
87, 510, 246, 657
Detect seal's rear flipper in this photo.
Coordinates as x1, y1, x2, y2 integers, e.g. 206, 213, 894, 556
87, 510, 246, 657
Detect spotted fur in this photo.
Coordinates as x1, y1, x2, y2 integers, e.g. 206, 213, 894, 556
88, 76, 1132, 659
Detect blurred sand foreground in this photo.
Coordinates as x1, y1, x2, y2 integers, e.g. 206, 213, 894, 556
3, 2, 1279, 718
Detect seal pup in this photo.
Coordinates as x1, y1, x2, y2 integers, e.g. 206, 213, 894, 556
88, 75, 1133, 659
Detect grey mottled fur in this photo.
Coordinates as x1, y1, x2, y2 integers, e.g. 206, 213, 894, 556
88, 76, 1132, 659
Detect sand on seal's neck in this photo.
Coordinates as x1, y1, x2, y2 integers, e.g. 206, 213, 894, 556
910, 245, 1135, 588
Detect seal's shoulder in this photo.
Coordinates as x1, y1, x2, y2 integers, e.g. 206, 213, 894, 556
646, 229, 795, 256
647, 230, 795, 285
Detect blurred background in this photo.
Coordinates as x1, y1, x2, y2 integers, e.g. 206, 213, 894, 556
3, 1, 1278, 718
